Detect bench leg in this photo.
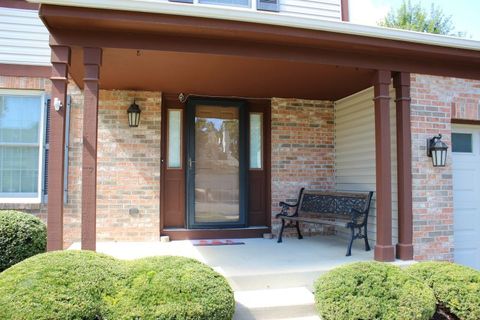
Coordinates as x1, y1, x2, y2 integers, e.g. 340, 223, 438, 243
296, 221, 303, 239
277, 219, 285, 243
346, 226, 355, 256
364, 225, 371, 251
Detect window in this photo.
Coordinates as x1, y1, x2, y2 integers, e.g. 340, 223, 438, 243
452, 133, 473, 153
249, 113, 263, 169
167, 109, 182, 168
199, 0, 249, 7
0, 91, 45, 202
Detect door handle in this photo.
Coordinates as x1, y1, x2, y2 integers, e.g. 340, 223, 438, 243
188, 158, 196, 169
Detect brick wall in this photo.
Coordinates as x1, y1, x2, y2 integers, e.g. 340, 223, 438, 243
96, 90, 161, 241
270, 98, 335, 235
410, 75, 454, 261
0, 75, 47, 90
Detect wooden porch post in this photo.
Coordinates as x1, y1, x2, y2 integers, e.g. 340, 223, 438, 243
373, 70, 395, 262
394, 72, 414, 260
47, 45, 70, 251
81, 47, 102, 251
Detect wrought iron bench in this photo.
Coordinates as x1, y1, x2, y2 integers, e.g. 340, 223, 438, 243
275, 188, 374, 256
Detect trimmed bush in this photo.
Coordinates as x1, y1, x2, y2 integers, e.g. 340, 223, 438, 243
103, 256, 235, 320
406, 261, 480, 320
0, 210, 46, 272
0, 250, 126, 320
314, 262, 436, 320
0, 252, 234, 320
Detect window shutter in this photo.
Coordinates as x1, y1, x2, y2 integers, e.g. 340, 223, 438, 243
42, 96, 50, 202
257, 0, 279, 12
168, 0, 193, 4
42, 95, 71, 204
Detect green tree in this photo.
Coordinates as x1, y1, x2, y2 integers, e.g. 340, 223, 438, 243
379, 0, 465, 37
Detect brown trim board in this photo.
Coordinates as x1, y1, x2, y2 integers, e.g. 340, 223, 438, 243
341, 0, 349, 21
163, 227, 270, 240
451, 119, 480, 125
0, 0, 39, 10
0, 63, 51, 78
40, 5, 480, 81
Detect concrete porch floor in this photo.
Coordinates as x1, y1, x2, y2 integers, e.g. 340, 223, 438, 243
70, 235, 375, 288
69, 236, 413, 319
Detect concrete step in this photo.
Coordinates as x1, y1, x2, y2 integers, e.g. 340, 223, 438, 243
234, 287, 320, 320
223, 268, 328, 291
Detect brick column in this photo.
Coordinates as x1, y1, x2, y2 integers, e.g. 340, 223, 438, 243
373, 70, 395, 262
81, 47, 102, 251
47, 45, 70, 251
394, 72, 414, 260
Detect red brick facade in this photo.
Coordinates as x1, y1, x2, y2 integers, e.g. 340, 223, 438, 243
270, 98, 336, 235
410, 74, 480, 261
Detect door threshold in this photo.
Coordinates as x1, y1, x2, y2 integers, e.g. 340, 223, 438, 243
164, 226, 269, 231
161, 226, 270, 240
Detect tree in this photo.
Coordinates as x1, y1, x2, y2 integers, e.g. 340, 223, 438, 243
379, 0, 465, 37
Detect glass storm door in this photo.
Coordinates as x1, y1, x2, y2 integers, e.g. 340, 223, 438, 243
186, 99, 247, 228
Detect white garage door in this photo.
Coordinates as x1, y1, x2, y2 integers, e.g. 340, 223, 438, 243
452, 126, 480, 269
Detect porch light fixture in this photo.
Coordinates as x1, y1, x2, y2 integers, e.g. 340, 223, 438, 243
427, 134, 448, 167
127, 99, 141, 127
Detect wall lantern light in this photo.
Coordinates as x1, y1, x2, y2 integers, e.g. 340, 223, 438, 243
127, 99, 141, 127
427, 134, 448, 167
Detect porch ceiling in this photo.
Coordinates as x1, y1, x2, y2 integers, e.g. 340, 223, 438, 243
69, 47, 374, 100
40, 4, 480, 99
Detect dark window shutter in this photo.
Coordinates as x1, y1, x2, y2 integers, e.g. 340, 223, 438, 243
42, 95, 71, 204
168, 0, 193, 3
257, 0, 279, 12
42, 97, 50, 201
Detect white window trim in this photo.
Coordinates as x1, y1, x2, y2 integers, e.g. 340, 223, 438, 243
0, 89, 46, 204
452, 125, 479, 157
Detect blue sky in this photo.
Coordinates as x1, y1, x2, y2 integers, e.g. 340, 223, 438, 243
349, 0, 480, 40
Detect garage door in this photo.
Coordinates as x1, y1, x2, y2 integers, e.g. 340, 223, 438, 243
452, 126, 480, 269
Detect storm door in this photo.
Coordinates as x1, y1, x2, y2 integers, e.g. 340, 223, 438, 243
186, 99, 247, 228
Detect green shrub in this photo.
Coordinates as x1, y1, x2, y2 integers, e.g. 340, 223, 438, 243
0, 210, 46, 272
103, 256, 235, 320
314, 262, 436, 320
406, 261, 480, 320
0, 250, 126, 320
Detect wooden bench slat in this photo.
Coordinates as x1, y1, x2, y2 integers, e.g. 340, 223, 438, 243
280, 215, 349, 227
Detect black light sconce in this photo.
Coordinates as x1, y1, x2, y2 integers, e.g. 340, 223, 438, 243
427, 134, 448, 167
127, 99, 141, 127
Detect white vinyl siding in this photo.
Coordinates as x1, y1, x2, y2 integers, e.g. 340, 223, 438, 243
279, 0, 341, 21
335, 87, 398, 245
96, 0, 342, 20
0, 7, 50, 66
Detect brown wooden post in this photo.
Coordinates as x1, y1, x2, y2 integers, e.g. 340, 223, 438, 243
373, 70, 395, 262
394, 72, 414, 260
47, 45, 70, 251
81, 47, 102, 251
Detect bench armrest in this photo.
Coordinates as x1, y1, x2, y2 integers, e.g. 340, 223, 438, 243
349, 208, 367, 226
275, 201, 299, 218
279, 201, 298, 208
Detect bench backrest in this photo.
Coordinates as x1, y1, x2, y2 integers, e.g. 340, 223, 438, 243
297, 190, 373, 218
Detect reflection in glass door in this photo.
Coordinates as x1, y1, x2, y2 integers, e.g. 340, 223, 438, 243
186, 99, 246, 228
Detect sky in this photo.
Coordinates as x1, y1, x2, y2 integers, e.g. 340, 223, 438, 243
349, 0, 480, 40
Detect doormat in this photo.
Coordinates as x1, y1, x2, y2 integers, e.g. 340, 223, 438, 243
193, 239, 245, 246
